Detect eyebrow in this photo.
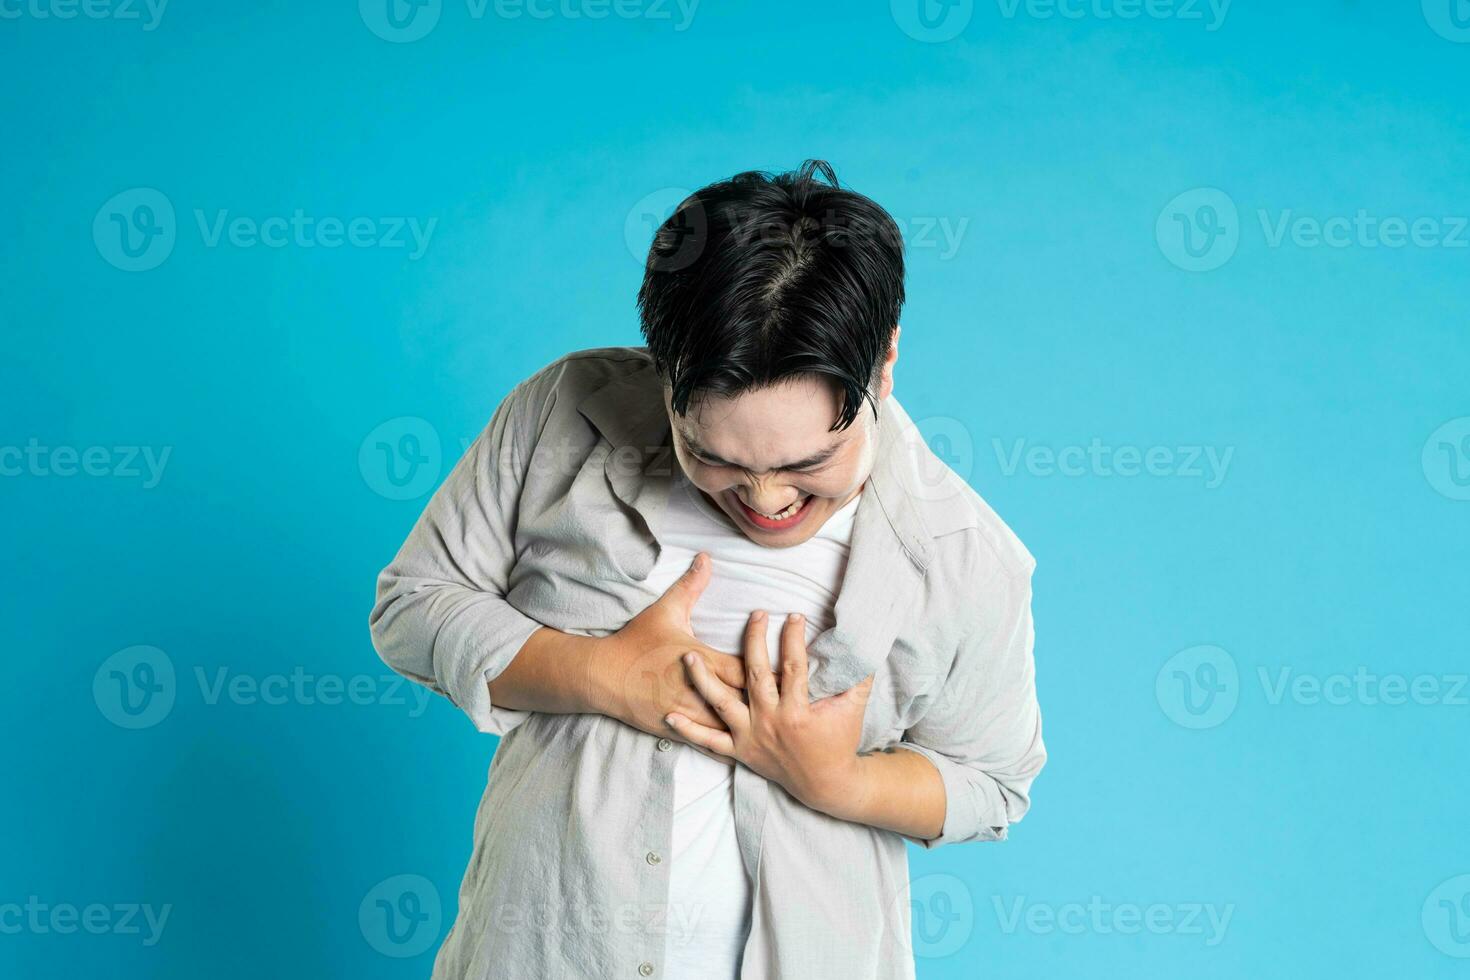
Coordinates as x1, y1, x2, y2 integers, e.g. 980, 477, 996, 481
679, 433, 841, 472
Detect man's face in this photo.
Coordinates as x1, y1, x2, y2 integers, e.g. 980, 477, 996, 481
666, 375, 880, 548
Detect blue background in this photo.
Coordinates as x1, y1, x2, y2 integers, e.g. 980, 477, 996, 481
3, 1, 1469, 977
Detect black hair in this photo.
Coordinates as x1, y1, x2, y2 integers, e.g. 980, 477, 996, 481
636, 159, 905, 431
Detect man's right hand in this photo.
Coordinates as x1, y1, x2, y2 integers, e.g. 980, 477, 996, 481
594, 552, 747, 738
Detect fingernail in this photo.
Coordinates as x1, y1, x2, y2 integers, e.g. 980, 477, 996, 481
683, 652, 694, 665
664, 713, 678, 726
753, 610, 767, 623
694, 553, 708, 570
789, 613, 803, 624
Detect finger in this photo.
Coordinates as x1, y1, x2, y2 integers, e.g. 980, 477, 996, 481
704, 649, 748, 690
742, 611, 779, 709
680, 698, 731, 731
684, 652, 749, 736
664, 712, 735, 757
777, 613, 809, 708
658, 552, 711, 626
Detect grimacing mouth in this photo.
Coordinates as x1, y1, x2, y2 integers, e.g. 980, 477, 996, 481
727, 490, 818, 531
747, 495, 808, 520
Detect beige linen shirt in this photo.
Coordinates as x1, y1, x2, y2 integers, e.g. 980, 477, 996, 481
369, 347, 1046, 980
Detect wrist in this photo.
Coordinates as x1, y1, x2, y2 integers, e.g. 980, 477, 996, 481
582, 633, 631, 720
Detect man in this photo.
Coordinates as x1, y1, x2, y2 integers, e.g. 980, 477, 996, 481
369, 160, 1045, 980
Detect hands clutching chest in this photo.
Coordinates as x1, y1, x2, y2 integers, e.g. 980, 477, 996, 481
590, 552, 877, 814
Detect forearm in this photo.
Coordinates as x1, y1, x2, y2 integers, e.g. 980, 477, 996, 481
486, 626, 612, 716
818, 746, 947, 841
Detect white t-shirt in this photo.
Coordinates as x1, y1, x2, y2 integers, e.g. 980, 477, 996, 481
642, 471, 861, 980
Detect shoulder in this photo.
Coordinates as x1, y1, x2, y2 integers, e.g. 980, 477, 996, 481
494, 346, 656, 438
930, 481, 1036, 588
512, 345, 655, 405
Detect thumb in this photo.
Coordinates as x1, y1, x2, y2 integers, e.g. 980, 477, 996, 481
659, 552, 711, 618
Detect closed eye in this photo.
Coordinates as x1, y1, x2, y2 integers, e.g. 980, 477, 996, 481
680, 434, 840, 473
692, 452, 829, 474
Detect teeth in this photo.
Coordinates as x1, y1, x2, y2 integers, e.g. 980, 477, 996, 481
759, 497, 806, 521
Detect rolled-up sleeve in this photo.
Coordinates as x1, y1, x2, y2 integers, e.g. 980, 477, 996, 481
368, 379, 547, 736
895, 564, 1045, 848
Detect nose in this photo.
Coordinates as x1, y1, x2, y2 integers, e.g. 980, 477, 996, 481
738, 478, 801, 515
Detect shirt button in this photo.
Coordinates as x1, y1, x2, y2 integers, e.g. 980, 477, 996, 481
656, 738, 673, 752
645, 851, 662, 866
638, 962, 655, 976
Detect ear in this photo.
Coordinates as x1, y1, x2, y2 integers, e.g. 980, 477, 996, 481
874, 324, 900, 401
